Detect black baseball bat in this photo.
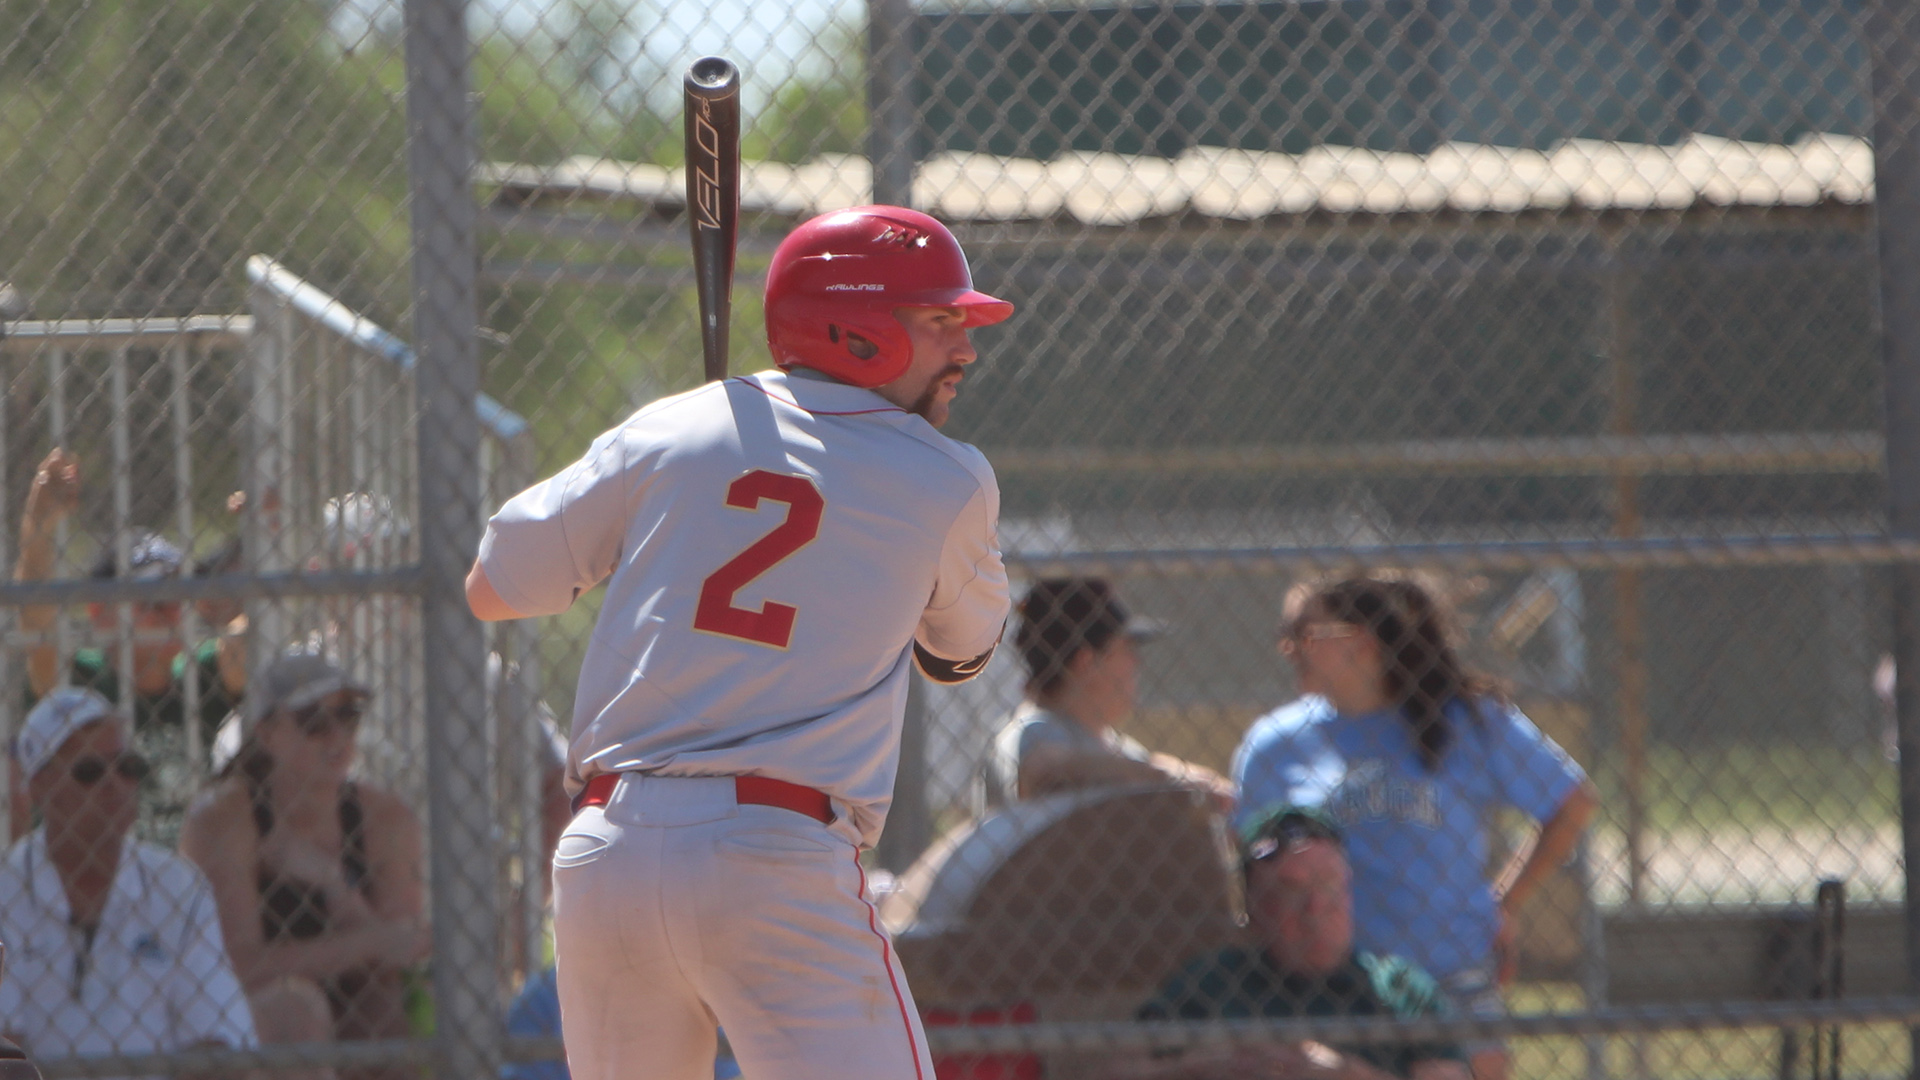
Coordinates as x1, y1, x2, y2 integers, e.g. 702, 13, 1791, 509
684, 56, 741, 384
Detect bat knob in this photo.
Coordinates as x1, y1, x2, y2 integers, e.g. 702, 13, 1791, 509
686, 56, 740, 97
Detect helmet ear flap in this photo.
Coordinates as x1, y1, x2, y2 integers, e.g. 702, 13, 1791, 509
769, 303, 912, 388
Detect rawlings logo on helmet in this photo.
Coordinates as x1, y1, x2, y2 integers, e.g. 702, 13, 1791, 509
873, 225, 930, 249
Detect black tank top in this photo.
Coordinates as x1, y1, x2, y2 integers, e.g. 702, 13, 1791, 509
252, 778, 369, 941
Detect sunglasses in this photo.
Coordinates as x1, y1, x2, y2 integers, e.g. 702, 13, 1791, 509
69, 753, 150, 786
1281, 620, 1364, 649
290, 702, 364, 736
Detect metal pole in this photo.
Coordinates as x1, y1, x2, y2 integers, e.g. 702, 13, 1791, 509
875, 671, 932, 873
46, 349, 69, 686
1605, 240, 1649, 909
866, 0, 931, 872
1868, 3, 1920, 1076
0, 321, 13, 833
867, 0, 916, 208
404, 1, 495, 1078
168, 342, 202, 784
109, 347, 134, 729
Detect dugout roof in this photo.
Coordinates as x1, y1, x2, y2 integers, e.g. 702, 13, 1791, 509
478, 133, 1872, 225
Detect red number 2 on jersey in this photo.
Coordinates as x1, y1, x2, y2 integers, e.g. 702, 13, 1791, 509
693, 470, 825, 648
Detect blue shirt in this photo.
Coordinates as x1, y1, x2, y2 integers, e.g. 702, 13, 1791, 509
1232, 695, 1585, 981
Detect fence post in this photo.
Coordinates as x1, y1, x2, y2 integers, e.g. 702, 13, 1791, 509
866, 0, 933, 872
1868, 3, 1920, 1076
867, 0, 915, 209
404, 1, 497, 1077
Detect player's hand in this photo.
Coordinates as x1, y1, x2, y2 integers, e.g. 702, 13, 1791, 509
23, 448, 79, 533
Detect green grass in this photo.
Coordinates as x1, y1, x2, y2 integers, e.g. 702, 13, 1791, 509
1509, 985, 1911, 1080
1589, 743, 1898, 832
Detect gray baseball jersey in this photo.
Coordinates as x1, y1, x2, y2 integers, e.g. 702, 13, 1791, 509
478, 369, 1009, 846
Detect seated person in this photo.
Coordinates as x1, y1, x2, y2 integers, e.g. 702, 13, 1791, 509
0, 689, 255, 1070
1125, 807, 1468, 1080
977, 578, 1232, 812
13, 449, 244, 845
180, 653, 428, 1080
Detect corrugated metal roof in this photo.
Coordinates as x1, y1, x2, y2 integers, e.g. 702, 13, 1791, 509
478, 133, 1873, 224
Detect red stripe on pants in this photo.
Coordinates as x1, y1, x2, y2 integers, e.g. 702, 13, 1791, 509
854, 853, 926, 1080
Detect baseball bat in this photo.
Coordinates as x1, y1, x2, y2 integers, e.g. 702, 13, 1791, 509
684, 56, 741, 384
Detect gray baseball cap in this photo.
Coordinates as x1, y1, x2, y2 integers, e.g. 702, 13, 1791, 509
252, 652, 371, 722
14, 688, 124, 778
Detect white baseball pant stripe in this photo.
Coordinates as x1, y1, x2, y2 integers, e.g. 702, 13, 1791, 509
551, 774, 933, 1080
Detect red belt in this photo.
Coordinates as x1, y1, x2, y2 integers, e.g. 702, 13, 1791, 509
573, 772, 833, 825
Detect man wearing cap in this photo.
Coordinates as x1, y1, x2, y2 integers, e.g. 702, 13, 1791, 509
13, 449, 246, 845
978, 578, 1232, 812
0, 688, 255, 1075
1122, 807, 1467, 1080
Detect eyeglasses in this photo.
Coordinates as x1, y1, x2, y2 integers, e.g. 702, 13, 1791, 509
1292, 621, 1361, 643
69, 753, 150, 786
1280, 620, 1364, 651
290, 702, 364, 736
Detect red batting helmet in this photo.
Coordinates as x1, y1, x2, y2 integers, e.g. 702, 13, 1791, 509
764, 206, 1013, 388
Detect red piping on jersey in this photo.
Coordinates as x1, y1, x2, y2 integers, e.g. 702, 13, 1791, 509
730, 376, 907, 417
855, 853, 927, 1080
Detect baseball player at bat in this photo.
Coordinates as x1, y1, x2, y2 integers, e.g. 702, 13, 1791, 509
466, 206, 1014, 1080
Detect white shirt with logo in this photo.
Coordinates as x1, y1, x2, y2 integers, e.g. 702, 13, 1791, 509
479, 369, 1010, 845
0, 829, 256, 1076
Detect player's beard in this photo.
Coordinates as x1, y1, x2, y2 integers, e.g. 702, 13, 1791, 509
910, 363, 967, 425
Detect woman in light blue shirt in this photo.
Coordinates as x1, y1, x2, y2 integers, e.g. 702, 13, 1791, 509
1233, 577, 1599, 1080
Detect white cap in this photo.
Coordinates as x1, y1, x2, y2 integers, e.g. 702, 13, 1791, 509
14, 688, 122, 778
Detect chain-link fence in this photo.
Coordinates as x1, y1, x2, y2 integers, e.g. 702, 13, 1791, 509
3, 0, 1920, 1077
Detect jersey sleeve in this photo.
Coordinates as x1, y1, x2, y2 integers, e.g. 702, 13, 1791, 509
1483, 701, 1587, 823
914, 478, 1010, 665
478, 428, 633, 618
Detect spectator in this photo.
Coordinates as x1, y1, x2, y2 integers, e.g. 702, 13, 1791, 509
0, 688, 255, 1075
13, 448, 245, 845
977, 578, 1232, 812
179, 653, 428, 1080
1121, 806, 1469, 1080
1234, 577, 1598, 1080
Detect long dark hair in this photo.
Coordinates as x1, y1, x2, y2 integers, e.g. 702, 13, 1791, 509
220, 732, 276, 785
1307, 576, 1503, 772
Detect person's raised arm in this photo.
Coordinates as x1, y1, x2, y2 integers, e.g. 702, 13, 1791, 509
16, 448, 79, 698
